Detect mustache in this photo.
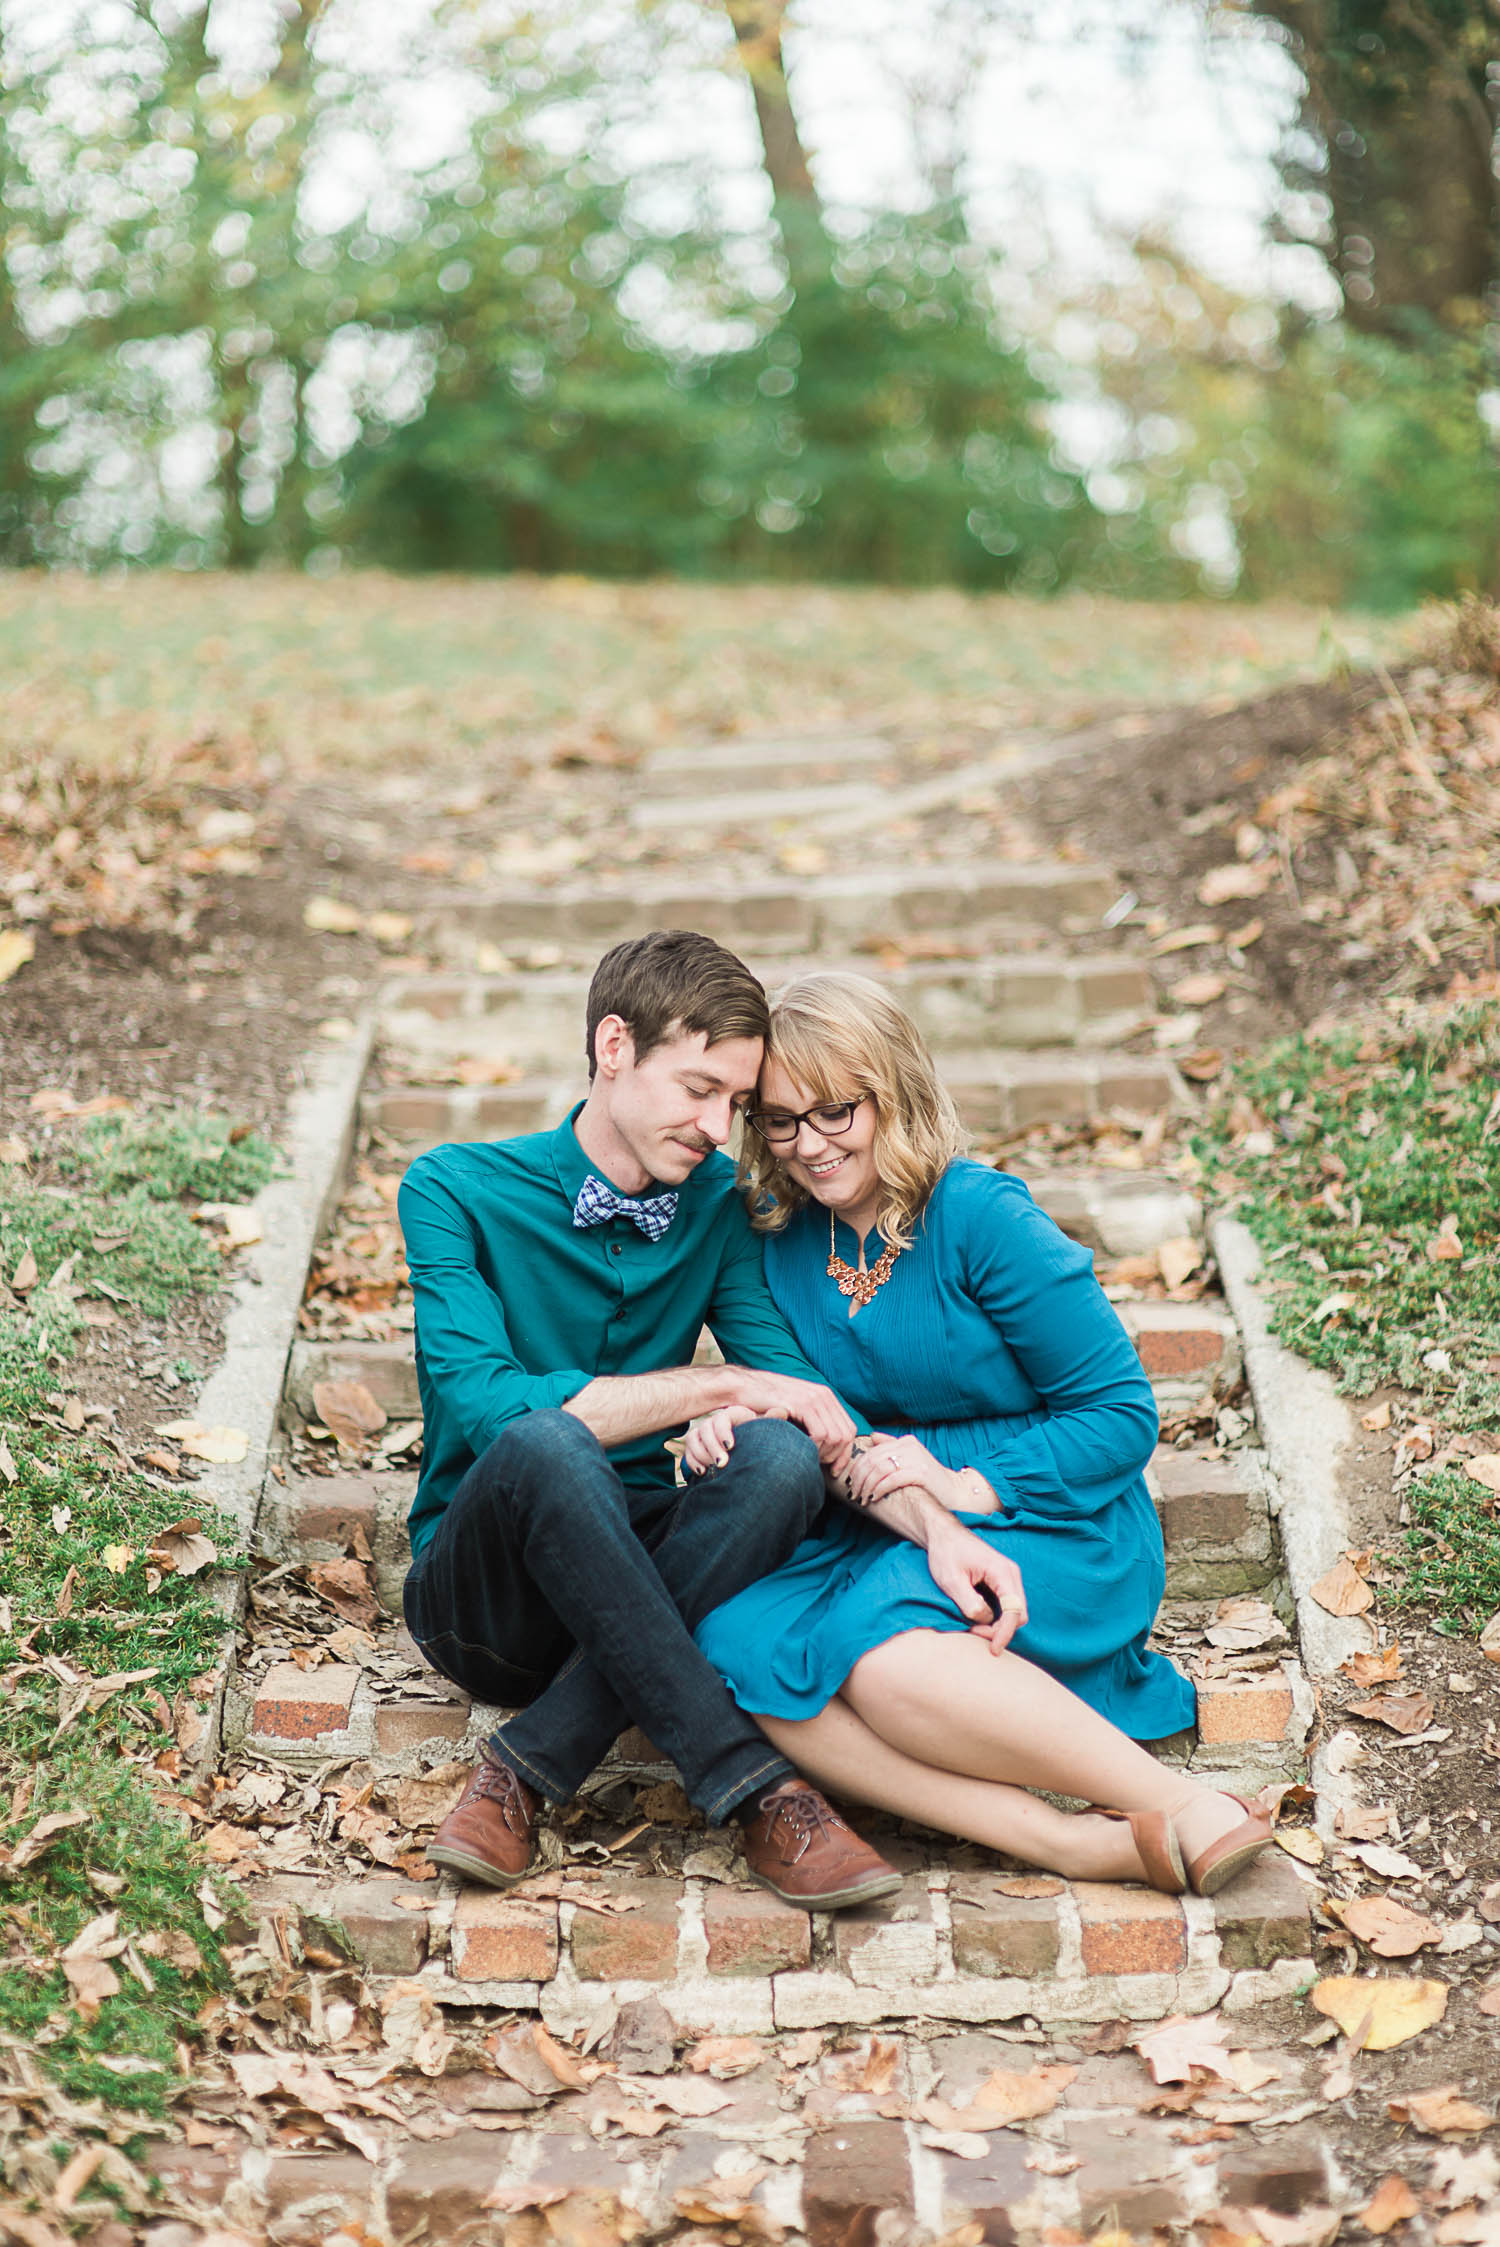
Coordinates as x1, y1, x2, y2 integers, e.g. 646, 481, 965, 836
677, 1135, 716, 1154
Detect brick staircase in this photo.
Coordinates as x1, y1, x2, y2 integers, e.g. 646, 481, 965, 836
228, 728, 1314, 2047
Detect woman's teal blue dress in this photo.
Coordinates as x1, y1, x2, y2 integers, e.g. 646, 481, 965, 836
696, 1160, 1194, 1740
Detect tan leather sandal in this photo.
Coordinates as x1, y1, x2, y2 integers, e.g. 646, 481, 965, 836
1095, 1807, 1187, 1895
1178, 1792, 1274, 1896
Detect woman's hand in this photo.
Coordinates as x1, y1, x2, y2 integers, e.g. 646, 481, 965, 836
848, 1433, 976, 1515
683, 1404, 763, 1477
923, 1519, 1029, 1654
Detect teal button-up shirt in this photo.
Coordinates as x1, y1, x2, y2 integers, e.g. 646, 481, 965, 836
398, 1107, 855, 1559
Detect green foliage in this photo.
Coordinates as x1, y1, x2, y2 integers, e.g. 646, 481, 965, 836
1084, 247, 1500, 609
0, 1111, 262, 2108
1394, 1466, 1500, 1630
1228, 319, 1500, 610
1195, 1003, 1500, 1426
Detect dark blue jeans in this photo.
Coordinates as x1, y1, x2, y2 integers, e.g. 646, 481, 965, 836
402, 1408, 823, 1824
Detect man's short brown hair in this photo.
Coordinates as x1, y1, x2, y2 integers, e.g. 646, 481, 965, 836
585, 930, 769, 1077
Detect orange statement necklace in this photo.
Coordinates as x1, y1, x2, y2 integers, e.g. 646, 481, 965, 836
827, 1209, 903, 1309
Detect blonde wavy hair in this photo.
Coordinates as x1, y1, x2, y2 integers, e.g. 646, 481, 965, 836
738, 971, 967, 1251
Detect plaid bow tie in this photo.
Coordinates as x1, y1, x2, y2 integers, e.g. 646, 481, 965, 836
572, 1174, 679, 1241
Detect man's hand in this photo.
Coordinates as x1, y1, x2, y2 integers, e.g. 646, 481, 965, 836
924, 1518, 1028, 1655
723, 1367, 857, 1473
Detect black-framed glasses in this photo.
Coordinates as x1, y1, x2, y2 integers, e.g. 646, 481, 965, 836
748, 1094, 868, 1146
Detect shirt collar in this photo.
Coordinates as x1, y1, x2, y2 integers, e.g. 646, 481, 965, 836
548, 1101, 677, 1205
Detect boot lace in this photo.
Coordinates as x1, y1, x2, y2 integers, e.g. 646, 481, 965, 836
469, 1756, 532, 1828
765, 1784, 849, 1859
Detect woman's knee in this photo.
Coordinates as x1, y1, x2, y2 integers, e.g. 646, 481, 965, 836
846, 1630, 953, 1716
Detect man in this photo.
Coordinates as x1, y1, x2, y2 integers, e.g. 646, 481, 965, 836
399, 927, 903, 1909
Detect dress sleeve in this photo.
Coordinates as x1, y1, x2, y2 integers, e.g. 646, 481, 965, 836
398, 1162, 592, 1452
705, 1211, 870, 1432
955, 1172, 1159, 1521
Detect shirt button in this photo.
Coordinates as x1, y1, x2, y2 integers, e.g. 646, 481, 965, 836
613, 1306, 628, 1322
609, 1243, 622, 1257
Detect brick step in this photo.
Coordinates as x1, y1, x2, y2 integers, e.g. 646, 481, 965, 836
632, 777, 893, 828
364, 1045, 1183, 1152
235, 1644, 1307, 1786
226, 1847, 1312, 2043
635, 730, 899, 798
149, 2009, 1333, 2247
379, 952, 1154, 1065
265, 1434, 1271, 1615
1152, 1444, 1278, 1598
283, 1298, 1234, 1443
233, 1582, 1307, 1805
413, 859, 1122, 959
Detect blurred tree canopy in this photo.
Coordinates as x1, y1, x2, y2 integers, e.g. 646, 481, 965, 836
0, 0, 1495, 603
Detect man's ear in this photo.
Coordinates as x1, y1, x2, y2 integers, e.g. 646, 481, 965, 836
592, 1015, 635, 1080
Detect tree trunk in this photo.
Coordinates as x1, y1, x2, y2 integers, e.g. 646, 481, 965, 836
722, 0, 832, 289
1256, 0, 1498, 333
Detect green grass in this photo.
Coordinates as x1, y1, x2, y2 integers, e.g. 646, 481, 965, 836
0, 1115, 266, 2114
64, 1111, 277, 1206
1395, 1467, 1500, 1633
1196, 1000, 1500, 1625
3, 1115, 278, 1319
0, 572, 1418, 776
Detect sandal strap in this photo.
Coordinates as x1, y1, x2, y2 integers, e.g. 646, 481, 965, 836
1183, 1809, 1273, 1895
1092, 1806, 1187, 1894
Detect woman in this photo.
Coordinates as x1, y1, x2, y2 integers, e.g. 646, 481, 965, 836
691, 972, 1271, 1895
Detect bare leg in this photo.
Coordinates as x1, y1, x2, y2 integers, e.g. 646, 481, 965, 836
758, 1697, 1170, 1882
842, 1630, 1248, 1863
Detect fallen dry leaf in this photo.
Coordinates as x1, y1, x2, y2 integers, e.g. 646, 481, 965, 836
1482, 1613, 1500, 1665
1359, 2173, 1419, 2233
688, 2036, 764, 2079
10, 1809, 89, 1869
303, 895, 363, 934
0, 929, 35, 984
1168, 972, 1226, 1007
307, 1557, 380, 1627
1348, 1692, 1437, 1735
967, 2062, 1077, 2124
1353, 1843, 1424, 1882
1362, 1401, 1393, 1432
311, 1378, 387, 1452
532, 2021, 590, 2091
1157, 1235, 1204, 1290
1312, 1975, 1448, 2050
1345, 1643, 1404, 1687
1331, 1896, 1444, 1958
1276, 1827, 1325, 1866
1389, 2087, 1493, 2138
1198, 860, 1274, 905
1244, 2208, 1341, 2247
1132, 2013, 1233, 2085
1152, 922, 1222, 954
1310, 1555, 1376, 1617
1464, 1457, 1500, 1496
1477, 1985, 1500, 2017
145, 1517, 219, 1576
152, 1421, 248, 1466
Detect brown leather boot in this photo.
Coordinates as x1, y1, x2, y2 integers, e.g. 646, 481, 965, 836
738, 1780, 903, 1910
427, 1751, 539, 1887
